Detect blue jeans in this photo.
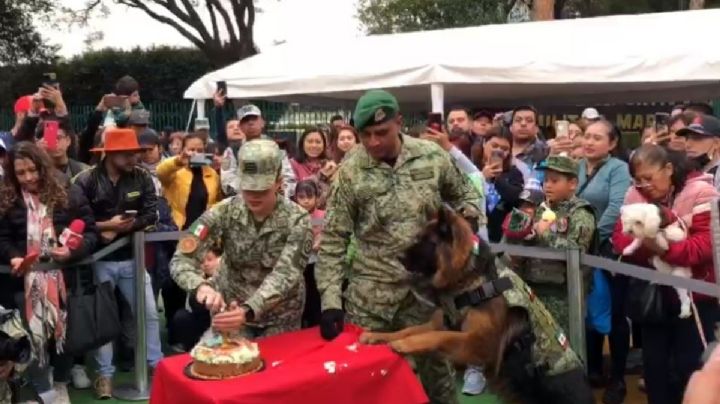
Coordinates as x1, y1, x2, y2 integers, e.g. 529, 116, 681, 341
92, 260, 163, 378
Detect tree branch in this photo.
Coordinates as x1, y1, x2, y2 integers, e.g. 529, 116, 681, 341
175, 0, 214, 44
117, 0, 205, 49
208, 0, 239, 47
205, 0, 220, 43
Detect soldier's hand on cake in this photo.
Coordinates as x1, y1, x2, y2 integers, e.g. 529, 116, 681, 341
212, 301, 253, 332
196, 284, 226, 313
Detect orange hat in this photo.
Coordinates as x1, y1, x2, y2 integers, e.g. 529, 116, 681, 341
90, 128, 147, 153
14, 95, 34, 115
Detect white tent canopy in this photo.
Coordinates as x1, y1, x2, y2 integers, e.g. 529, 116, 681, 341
184, 9, 720, 111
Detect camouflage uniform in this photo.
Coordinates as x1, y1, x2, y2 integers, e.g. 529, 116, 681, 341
0, 308, 32, 404
316, 90, 482, 404
505, 156, 596, 331
171, 140, 313, 338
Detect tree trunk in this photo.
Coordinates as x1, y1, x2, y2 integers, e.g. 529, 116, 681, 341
533, 0, 555, 20
689, 0, 705, 9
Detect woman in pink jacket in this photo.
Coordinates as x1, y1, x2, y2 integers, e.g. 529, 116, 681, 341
612, 144, 720, 404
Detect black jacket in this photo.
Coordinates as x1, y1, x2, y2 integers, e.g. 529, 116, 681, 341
73, 162, 158, 261
486, 166, 525, 243
0, 183, 98, 308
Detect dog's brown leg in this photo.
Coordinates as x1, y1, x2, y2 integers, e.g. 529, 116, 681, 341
359, 310, 443, 344
389, 331, 473, 360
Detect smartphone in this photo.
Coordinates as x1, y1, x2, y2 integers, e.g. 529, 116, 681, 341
122, 210, 138, 220
427, 112, 443, 131
42, 72, 59, 90
216, 81, 227, 95
655, 112, 670, 133
195, 117, 210, 131
104, 95, 126, 109
43, 121, 59, 151
555, 120, 570, 139
189, 153, 213, 167
490, 150, 504, 166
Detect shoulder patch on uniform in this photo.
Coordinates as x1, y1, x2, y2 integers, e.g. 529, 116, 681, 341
178, 236, 198, 255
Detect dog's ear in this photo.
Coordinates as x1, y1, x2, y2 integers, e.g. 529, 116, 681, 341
437, 206, 453, 240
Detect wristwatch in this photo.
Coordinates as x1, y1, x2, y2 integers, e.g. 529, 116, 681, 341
241, 304, 255, 322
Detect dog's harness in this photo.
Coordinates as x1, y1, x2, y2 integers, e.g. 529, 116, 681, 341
453, 277, 513, 309
443, 277, 514, 331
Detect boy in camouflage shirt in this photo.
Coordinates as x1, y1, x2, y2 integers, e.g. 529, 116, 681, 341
502, 156, 596, 331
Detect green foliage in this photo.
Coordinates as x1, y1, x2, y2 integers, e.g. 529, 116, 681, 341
0, 46, 214, 107
358, 0, 507, 34
0, 0, 58, 64
358, 0, 720, 34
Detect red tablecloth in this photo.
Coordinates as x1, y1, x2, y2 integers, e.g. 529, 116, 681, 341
150, 325, 428, 404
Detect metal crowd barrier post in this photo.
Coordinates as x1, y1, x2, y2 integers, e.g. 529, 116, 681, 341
114, 231, 150, 401
565, 248, 586, 366
711, 200, 720, 295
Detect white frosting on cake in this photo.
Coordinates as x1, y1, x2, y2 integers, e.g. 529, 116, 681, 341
191, 340, 260, 365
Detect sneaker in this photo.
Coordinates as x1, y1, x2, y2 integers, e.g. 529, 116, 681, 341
94, 376, 113, 400
53, 383, 71, 404
37, 389, 58, 404
461, 366, 487, 395
71, 365, 92, 389
602, 379, 626, 404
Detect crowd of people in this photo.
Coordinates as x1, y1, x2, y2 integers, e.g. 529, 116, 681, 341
0, 74, 717, 404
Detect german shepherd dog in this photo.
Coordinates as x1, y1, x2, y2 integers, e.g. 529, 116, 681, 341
359, 206, 594, 404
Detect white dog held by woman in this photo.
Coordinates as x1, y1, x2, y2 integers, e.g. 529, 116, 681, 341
620, 203, 693, 318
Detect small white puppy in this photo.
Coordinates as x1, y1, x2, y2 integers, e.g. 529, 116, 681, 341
620, 203, 692, 318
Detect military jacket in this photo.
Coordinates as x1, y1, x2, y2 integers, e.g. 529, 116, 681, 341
315, 135, 482, 321
170, 196, 312, 327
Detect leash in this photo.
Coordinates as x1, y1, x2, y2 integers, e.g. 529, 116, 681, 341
691, 298, 708, 350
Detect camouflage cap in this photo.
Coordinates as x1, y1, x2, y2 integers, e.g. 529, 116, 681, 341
353, 90, 399, 132
537, 155, 578, 177
238, 139, 282, 191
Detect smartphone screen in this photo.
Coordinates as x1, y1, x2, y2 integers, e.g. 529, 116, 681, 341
217, 81, 227, 95
427, 112, 443, 131
122, 210, 138, 219
655, 112, 670, 133
555, 120, 570, 139
43, 121, 59, 151
490, 150, 504, 166
42, 72, 59, 90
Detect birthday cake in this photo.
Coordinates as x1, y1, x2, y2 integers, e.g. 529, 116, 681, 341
189, 335, 262, 379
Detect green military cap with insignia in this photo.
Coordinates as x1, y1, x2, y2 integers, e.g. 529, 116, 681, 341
238, 139, 282, 191
353, 89, 400, 132
537, 155, 578, 177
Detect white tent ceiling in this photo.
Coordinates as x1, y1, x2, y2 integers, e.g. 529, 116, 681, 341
184, 9, 720, 109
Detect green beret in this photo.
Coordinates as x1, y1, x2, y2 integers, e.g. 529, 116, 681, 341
353, 90, 399, 132
537, 155, 578, 177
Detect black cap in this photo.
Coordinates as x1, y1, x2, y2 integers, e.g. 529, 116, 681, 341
519, 188, 545, 206
138, 128, 161, 146
676, 114, 720, 138
472, 110, 493, 121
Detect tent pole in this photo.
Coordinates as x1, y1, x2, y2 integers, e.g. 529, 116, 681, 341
431, 84, 445, 114
185, 100, 197, 132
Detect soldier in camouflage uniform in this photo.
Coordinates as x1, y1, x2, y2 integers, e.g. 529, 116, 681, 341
171, 140, 313, 338
315, 90, 482, 404
503, 156, 596, 332
0, 308, 31, 404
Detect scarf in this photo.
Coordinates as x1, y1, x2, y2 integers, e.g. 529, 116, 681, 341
22, 191, 67, 367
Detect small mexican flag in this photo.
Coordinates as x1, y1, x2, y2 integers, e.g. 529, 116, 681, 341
556, 331, 569, 350
190, 223, 209, 240
471, 234, 480, 255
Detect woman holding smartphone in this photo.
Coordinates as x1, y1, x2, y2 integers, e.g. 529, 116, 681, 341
156, 132, 222, 231
0, 142, 97, 403
474, 126, 525, 242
